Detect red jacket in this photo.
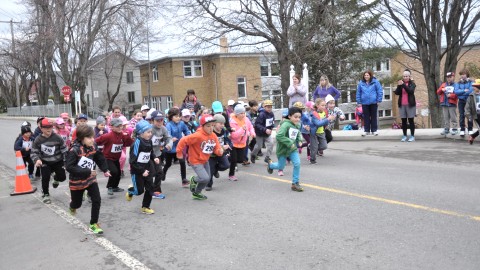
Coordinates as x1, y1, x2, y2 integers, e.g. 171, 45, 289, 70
436, 82, 458, 105
95, 131, 133, 160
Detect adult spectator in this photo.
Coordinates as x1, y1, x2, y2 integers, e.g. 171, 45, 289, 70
453, 68, 474, 136
394, 69, 417, 142
312, 75, 340, 101
180, 89, 202, 114
356, 70, 383, 136
287, 74, 307, 108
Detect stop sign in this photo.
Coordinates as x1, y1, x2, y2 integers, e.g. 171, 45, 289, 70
61, 86, 72, 95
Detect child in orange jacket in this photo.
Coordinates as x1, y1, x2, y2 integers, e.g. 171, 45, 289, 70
176, 115, 223, 200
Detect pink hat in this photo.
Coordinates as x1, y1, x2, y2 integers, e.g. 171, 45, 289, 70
60, 112, 69, 118
119, 116, 129, 125
305, 101, 314, 109
55, 117, 65, 125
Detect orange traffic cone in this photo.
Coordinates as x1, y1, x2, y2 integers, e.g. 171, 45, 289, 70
10, 151, 37, 196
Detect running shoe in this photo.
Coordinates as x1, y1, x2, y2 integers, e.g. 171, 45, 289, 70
90, 223, 104, 234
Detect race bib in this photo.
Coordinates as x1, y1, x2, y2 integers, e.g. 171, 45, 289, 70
266, 118, 274, 127
22, 141, 32, 149
41, 144, 55, 156
111, 144, 123, 153
61, 135, 68, 142
78, 156, 95, 170
288, 128, 299, 140
445, 86, 454, 93
152, 135, 163, 146
137, 152, 151, 163
202, 142, 216, 154
98, 145, 104, 150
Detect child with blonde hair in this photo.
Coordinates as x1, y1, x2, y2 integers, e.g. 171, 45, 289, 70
309, 99, 335, 164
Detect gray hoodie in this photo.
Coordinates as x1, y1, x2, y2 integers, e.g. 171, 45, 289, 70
151, 125, 173, 157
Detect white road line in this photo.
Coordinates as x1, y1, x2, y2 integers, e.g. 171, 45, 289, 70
32, 192, 151, 270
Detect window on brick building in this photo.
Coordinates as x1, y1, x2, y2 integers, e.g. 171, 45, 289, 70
184, 60, 203, 78
152, 66, 158, 82
237, 77, 246, 98
128, 91, 135, 103
126, 71, 134, 83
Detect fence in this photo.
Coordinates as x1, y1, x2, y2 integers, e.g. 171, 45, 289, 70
8, 104, 73, 118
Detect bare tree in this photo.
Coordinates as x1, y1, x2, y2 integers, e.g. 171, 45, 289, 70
380, 0, 480, 127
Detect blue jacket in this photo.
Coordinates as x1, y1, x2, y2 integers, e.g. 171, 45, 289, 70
309, 112, 329, 136
300, 112, 311, 134
454, 79, 473, 101
254, 110, 275, 137
356, 77, 383, 105
166, 121, 190, 153
14, 135, 33, 157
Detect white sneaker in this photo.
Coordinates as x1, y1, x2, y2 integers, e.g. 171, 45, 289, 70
372, 131, 379, 136
460, 131, 465, 136
362, 132, 369, 137
468, 130, 474, 135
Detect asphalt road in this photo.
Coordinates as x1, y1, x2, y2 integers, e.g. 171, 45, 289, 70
0, 118, 479, 270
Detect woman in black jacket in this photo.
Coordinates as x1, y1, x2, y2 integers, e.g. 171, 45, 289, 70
394, 69, 417, 142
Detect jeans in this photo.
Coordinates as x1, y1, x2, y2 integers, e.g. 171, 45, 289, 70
362, 104, 378, 133
269, 151, 301, 184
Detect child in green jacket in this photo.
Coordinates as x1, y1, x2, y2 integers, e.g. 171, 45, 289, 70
266, 107, 304, 192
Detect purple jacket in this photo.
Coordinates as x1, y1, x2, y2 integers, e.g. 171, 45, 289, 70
313, 85, 340, 101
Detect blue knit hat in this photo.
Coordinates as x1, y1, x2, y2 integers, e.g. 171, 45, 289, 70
282, 108, 289, 118
135, 120, 152, 135
212, 101, 223, 113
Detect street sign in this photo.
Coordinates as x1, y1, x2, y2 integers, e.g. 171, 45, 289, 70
61, 86, 72, 96
64, 95, 70, 102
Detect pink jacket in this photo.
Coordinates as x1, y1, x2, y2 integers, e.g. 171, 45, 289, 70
229, 114, 255, 148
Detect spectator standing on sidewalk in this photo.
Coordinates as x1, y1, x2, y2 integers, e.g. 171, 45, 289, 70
312, 75, 341, 101
356, 70, 383, 136
287, 74, 308, 108
394, 69, 417, 142
465, 79, 480, 144
437, 72, 459, 135
454, 68, 474, 136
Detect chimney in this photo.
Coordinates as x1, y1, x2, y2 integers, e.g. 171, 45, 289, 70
219, 36, 229, 53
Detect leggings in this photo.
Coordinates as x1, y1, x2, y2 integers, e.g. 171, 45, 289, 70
401, 118, 415, 136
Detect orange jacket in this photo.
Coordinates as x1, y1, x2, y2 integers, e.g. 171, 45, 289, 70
176, 128, 223, 165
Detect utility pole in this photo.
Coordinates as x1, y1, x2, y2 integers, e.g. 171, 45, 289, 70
0, 19, 22, 108
145, 0, 152, 108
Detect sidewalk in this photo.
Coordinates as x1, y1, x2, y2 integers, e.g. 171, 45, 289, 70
1, 114, 471, 142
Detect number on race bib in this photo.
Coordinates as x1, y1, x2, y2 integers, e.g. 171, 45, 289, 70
111, 144, 123, 153
41, 144, 56, 156
288, 128, 299, 140
137, 152, 151, 163
78, 156, 95, 169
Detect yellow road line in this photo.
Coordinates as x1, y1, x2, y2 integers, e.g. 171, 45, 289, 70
246, 173, 480, 222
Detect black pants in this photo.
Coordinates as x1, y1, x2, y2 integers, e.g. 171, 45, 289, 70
401, 118, 415, 136
362, 104, 378, 133
163, 152, 186, 181
208, 155, 230, 187
153, 161, 165, 193
70, 182, 101, 225
229, 146, 245, 176
458, 99, 474, 131
106, 159, 121, 188
41, 161, 66, 195
23, 156, 34, 175
129, 165, 154, 208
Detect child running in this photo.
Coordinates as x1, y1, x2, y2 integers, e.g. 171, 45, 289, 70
251, 99, 275, 164
309, 99, 335, 164
65, 125, 111, 234
150, 110, 172, 199
228, 104, 255, 181
266, 107, 304, 192
206, 114, 231, 191
126, 120, 160, 214
54, 117, 72, 148
176, 115, 224, 200
164, 107, 190, 187
31, 118, 68, 204
95, 117, 134, 196
14, 125, 35, 179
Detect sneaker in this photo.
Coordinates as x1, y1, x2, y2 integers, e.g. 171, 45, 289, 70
250, 154, 256, 164
29, 174, 34, 180
408, 136, 415, 142
242, 160, 251, 166
213, 171, 220, 178
189, 176, 197, 192
205, 186, 213, 191
125, 191, 132, 201
362, 132, 369, 137
451, 130, 458, 135
69, 207, 76, 216
112, 187, 124, 192
278, 170, 284, 176
460, 130, 465, 136
108, 187, 114, 195
318, 150, 323, 156
90, 223, 104, 234
440, 129, 449, 135
291, 183, 304, 192
257, 152, 264, 157
468, 136, 475, 145
228, 175, 238, 181
265, 157, 273, 174
192, 192, 208, 200
264, 156, 271, 163
310, 160, 317, 164
141, 207, 155, 215
52, 180, 59, 188
468, 130, 474, 135
42, 194, 51, 204
401, 136, 407, 142
372, 131, 379, 136
152, 192, 166, 199
182, 179, 189, 188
